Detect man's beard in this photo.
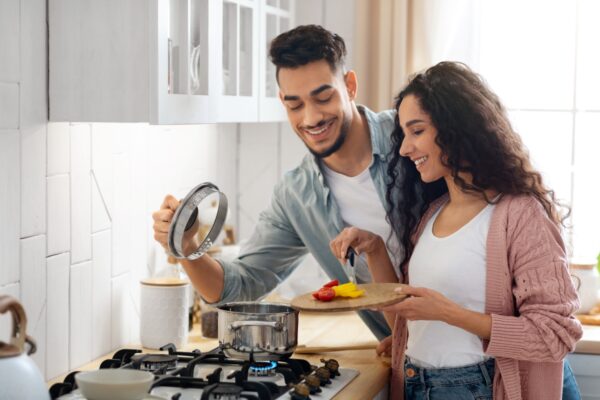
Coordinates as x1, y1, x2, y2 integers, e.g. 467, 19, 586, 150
307, 115, 352, 159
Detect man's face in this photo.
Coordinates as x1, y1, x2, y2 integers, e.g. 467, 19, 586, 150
278, 60, 355, 158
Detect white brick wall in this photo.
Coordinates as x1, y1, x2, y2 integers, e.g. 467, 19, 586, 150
0, 0, 232, 382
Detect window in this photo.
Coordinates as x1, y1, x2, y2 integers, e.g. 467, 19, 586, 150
423, 0, 600, 259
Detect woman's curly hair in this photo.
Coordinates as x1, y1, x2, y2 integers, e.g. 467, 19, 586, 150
386, 61, 567, 268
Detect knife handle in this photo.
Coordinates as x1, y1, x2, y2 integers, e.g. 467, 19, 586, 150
345, 247, 356, 267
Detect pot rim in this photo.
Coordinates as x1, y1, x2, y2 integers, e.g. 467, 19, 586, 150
216, 301, 298, 316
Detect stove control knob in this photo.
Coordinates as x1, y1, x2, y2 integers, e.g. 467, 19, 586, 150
314, 367, 331, 385
290, 382, 311, 400
304, 374, 322, 394
320, 358, 340, 377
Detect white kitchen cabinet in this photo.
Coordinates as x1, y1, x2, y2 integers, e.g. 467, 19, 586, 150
49, 0, 295, 124
258, 0, 294, 121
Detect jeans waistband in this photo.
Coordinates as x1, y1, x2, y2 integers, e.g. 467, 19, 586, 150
404, 357, 495, 387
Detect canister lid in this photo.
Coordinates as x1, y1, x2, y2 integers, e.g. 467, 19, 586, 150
570, 257, 597, 270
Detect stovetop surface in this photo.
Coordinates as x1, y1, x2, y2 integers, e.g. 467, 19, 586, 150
50, 344, 359, 400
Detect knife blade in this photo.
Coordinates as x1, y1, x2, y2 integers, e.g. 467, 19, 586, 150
345, 247, 356, 284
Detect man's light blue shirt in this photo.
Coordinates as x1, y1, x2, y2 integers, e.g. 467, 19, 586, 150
215, 105, 397, 340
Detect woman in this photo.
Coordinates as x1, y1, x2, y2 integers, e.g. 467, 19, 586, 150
330, 62, 582, 399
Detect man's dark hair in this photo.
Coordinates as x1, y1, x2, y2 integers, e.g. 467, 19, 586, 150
269, 24, 347, 82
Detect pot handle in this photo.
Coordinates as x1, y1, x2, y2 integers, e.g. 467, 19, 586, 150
0, 295, 37, 357
229, 320, 284, 331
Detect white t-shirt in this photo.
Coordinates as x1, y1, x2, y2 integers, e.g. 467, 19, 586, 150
322, 164, 401, 282
406, 202, 495, 368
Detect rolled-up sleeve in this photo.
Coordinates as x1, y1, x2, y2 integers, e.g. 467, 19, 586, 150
215, 184, 308, 304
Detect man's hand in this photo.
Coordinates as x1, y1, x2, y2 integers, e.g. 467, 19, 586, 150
376, 335, 393, 357
152, 195, 180, 250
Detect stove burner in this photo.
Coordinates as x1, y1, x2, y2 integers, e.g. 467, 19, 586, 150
131, 353, 178, 371
201, 383, 243, 400
249, 361, 278, 376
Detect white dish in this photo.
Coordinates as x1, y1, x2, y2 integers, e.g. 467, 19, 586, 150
75, 369, 154, 400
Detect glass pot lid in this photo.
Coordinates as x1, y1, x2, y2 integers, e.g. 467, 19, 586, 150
167, 182, 228, 260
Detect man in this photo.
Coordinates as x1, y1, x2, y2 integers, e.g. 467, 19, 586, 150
153, 24, 398, 353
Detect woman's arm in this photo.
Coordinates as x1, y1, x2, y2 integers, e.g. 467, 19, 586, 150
379, 285, 492, 339
329, 226, 399, 283
330, 227, 399, 329
484, 197, 582, 362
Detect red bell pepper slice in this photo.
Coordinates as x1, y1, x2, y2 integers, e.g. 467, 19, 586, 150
323, 279, 339, 288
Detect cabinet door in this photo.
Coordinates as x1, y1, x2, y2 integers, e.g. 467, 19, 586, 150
214, 0, 260, 122
150, 0, 218, 124
258, 0, 294, 122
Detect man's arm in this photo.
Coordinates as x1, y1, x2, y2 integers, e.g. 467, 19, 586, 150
153, 187, 308, 304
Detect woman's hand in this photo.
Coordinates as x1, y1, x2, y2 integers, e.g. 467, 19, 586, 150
380, 285, 492, 339
329, 227, 385, 265
379, 285, 459, 322
376, 335, 393, 357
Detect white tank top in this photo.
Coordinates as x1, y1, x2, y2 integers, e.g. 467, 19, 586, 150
322, 164, 401, 281
406, 201, 495, 368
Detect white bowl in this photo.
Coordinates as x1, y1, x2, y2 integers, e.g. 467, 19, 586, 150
75, 369, 154, 400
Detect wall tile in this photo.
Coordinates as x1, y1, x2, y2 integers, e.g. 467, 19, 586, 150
70, 261, 92, 368
112, 154, 132, 277
127, 128, 147, 344
92, 230, 112, 358
0, 130, 20, 286
238, 123, 279, 239
111, 273, 131, 348
20, 235, 46, 374
0, 82, 19, 129
216, 124, 239, 230
71, 124, 91, 174
46, 253, 69, 380
71, 173, 91, 263
0, 283, 20, 349
71, 124, 92, 263
91, 124, 116, 216
21, 124, 46, 236
47, 122, 70, 175
0, 0, 20, 82
47, 175, 70, 256
92, 175, 111, 232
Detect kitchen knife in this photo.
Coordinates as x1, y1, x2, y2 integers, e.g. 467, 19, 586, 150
345, 247, 356, 284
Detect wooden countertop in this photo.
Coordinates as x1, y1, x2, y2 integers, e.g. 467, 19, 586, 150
47, 311, 390, 399
575, 324, 600, 355
47, 310, 600, 398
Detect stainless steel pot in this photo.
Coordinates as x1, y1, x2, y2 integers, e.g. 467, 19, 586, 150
217, 302, 298, 361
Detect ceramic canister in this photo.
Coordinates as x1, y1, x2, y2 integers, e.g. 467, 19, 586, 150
140, 278, 190, 349
570, 260, 600, 314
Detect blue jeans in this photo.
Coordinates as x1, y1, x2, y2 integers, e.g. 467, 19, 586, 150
563, 359, 581, 400
403, 358, 579, 400
404, 358, 495, 400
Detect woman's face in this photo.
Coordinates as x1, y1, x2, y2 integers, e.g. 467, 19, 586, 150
398, 94, 450, 183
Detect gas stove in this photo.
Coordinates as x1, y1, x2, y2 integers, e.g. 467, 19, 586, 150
49, 344, 359, 400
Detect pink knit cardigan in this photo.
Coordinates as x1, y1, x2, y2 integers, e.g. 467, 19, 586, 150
390, 194, 583, 400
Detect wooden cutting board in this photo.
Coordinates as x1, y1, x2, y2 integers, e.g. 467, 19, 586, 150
291, 283, 408, 312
